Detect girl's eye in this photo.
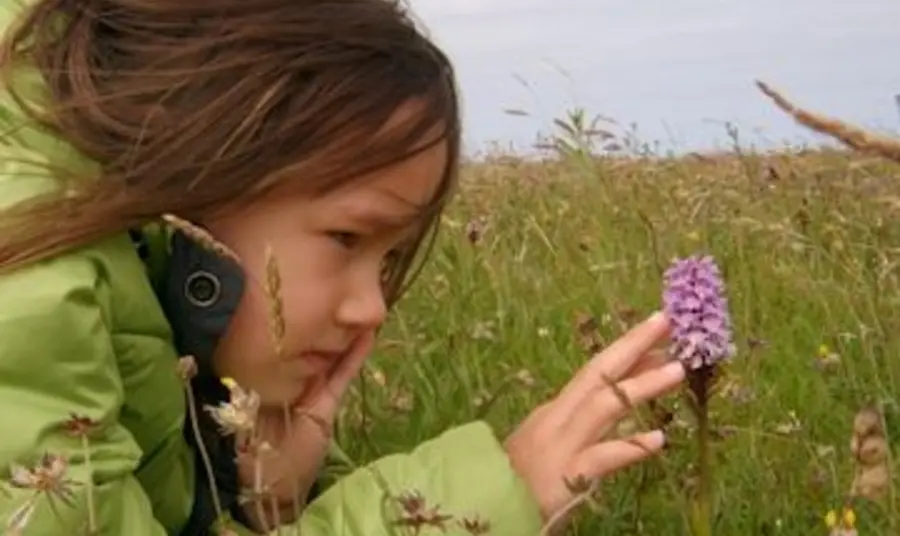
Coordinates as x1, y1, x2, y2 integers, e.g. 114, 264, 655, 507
328, 231, 361, 249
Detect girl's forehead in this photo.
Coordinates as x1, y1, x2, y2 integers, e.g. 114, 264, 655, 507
325, 139, 448, 214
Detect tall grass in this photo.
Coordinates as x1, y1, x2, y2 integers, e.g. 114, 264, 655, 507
339, 90, 900, 534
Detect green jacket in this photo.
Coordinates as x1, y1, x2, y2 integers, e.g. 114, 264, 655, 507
0, 2, 544, 535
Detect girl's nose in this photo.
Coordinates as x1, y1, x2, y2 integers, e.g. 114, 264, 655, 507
335, 270, 387, 330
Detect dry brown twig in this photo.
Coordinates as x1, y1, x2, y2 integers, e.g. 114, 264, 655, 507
755, 80, 900, 164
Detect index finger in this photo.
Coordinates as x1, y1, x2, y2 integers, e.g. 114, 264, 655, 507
298, 330, 375, 419
560, 311, 671, 402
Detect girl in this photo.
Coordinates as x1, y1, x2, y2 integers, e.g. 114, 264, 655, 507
0, 1, 686, 535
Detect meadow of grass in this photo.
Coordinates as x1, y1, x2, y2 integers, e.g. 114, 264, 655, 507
336, 131, 900, 534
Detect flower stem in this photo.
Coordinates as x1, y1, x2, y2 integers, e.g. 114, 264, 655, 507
283, 400, 301, 531
184, 385, 226, 528
691, 398, 713, 536
80, 434, 97, 534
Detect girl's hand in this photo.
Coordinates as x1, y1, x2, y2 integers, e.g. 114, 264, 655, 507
503, 312, 684, 529
237, 331, 376, 531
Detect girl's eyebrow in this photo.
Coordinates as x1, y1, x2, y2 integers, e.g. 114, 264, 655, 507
338, 186, 433, 230
345, 206, 421, 230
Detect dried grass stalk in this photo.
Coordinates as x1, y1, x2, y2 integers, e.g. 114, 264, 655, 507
755, 80, 900, 164
161, 213, 243, 265
263, 245, 286, 357
264, 245, 301, 531
178, 355, 229, 531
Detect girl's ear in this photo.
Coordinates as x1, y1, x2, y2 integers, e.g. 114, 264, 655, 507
159, 229, 246, 371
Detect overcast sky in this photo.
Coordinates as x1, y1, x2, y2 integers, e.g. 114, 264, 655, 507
411, 0, 900, 155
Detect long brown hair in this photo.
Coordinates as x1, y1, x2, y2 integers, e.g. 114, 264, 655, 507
0, 0, 460, 305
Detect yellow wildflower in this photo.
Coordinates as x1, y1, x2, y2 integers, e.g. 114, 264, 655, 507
842, 507, 856, 528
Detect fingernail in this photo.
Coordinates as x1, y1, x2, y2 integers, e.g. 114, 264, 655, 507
650, 429, 666, 448
664, 360, 686, 379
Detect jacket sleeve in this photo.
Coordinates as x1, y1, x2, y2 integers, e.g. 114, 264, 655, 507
0, 252, 193, 535
223, 422, 545, 535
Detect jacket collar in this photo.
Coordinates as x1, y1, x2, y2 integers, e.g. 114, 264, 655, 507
131, 223, 246, 369
132, 224, 252, 529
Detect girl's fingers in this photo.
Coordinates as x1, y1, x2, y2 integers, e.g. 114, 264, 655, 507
567, 430, 666, 481
568, 360, 685, 443
586, 312, 670, 380
560, 348, 669, 417
326, 330, 375, 400
560, 312, 671, 405
296, 330, 376, 420
257, 335, 375, 502
622, 348, 670, 379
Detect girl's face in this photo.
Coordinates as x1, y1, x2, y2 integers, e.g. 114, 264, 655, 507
204, 128, 448, 407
